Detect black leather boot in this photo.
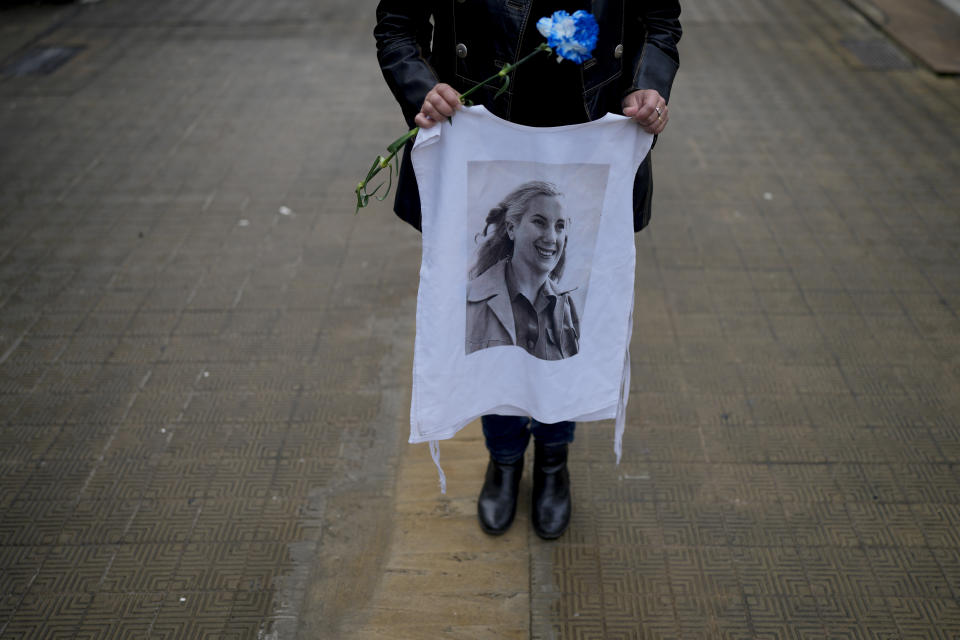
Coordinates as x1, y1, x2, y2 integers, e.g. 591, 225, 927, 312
532, 442, 571, 539
477, 455, 524, 535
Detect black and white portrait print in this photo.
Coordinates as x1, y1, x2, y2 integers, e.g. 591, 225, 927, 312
465, 161, 610, 360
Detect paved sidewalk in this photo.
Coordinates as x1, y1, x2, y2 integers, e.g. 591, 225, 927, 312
1, 0, 959, 637
842, 0, 960, 73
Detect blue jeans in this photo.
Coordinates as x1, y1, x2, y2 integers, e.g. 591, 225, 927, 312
481, 415, 575, 463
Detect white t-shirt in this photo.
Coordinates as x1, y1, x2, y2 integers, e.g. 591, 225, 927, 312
410, 106, 653, 486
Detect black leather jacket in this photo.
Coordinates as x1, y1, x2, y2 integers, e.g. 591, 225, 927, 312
375, 0, 681, 231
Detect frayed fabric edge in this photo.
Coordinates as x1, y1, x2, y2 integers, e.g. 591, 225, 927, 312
614, 288, 635, 464
429, 440, 447, 494
614, 348, 630, 464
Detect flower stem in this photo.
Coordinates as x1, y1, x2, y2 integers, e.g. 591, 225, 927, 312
355, 42, 551, 213
459, 43, 551, 103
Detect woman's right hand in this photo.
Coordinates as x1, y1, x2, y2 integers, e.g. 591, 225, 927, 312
415, 83, 461, 129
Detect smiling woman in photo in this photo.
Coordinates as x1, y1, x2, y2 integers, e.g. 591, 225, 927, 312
466, 180, 580, 361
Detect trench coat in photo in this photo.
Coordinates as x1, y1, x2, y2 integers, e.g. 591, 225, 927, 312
466, 259, 580, 360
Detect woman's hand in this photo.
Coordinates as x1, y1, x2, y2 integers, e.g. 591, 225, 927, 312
415, 83, 462, 129
622, 89, 668, 135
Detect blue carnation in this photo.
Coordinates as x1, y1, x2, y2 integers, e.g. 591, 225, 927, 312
536, 10, 599, 64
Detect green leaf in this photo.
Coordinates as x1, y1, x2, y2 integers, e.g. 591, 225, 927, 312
387, 127, 419, 154
375, 164, 394, 202
355, 188, 369, 214
363, 157, 382, 183
494, 74, 510, 99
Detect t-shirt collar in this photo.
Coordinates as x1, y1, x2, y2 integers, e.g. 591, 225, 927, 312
505, 260, 556, 311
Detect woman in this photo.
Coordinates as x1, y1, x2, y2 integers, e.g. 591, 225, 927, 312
466, 181, 580, 361
374, 0, 681, 539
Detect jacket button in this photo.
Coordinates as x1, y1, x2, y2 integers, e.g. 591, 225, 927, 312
614, 44, 623, 59
456, 43, 468, 58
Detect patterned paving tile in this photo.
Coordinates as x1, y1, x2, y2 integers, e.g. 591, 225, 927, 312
1, 0, 959, 636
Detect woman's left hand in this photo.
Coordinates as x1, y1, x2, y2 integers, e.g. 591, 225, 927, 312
622, 89, 668, 135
